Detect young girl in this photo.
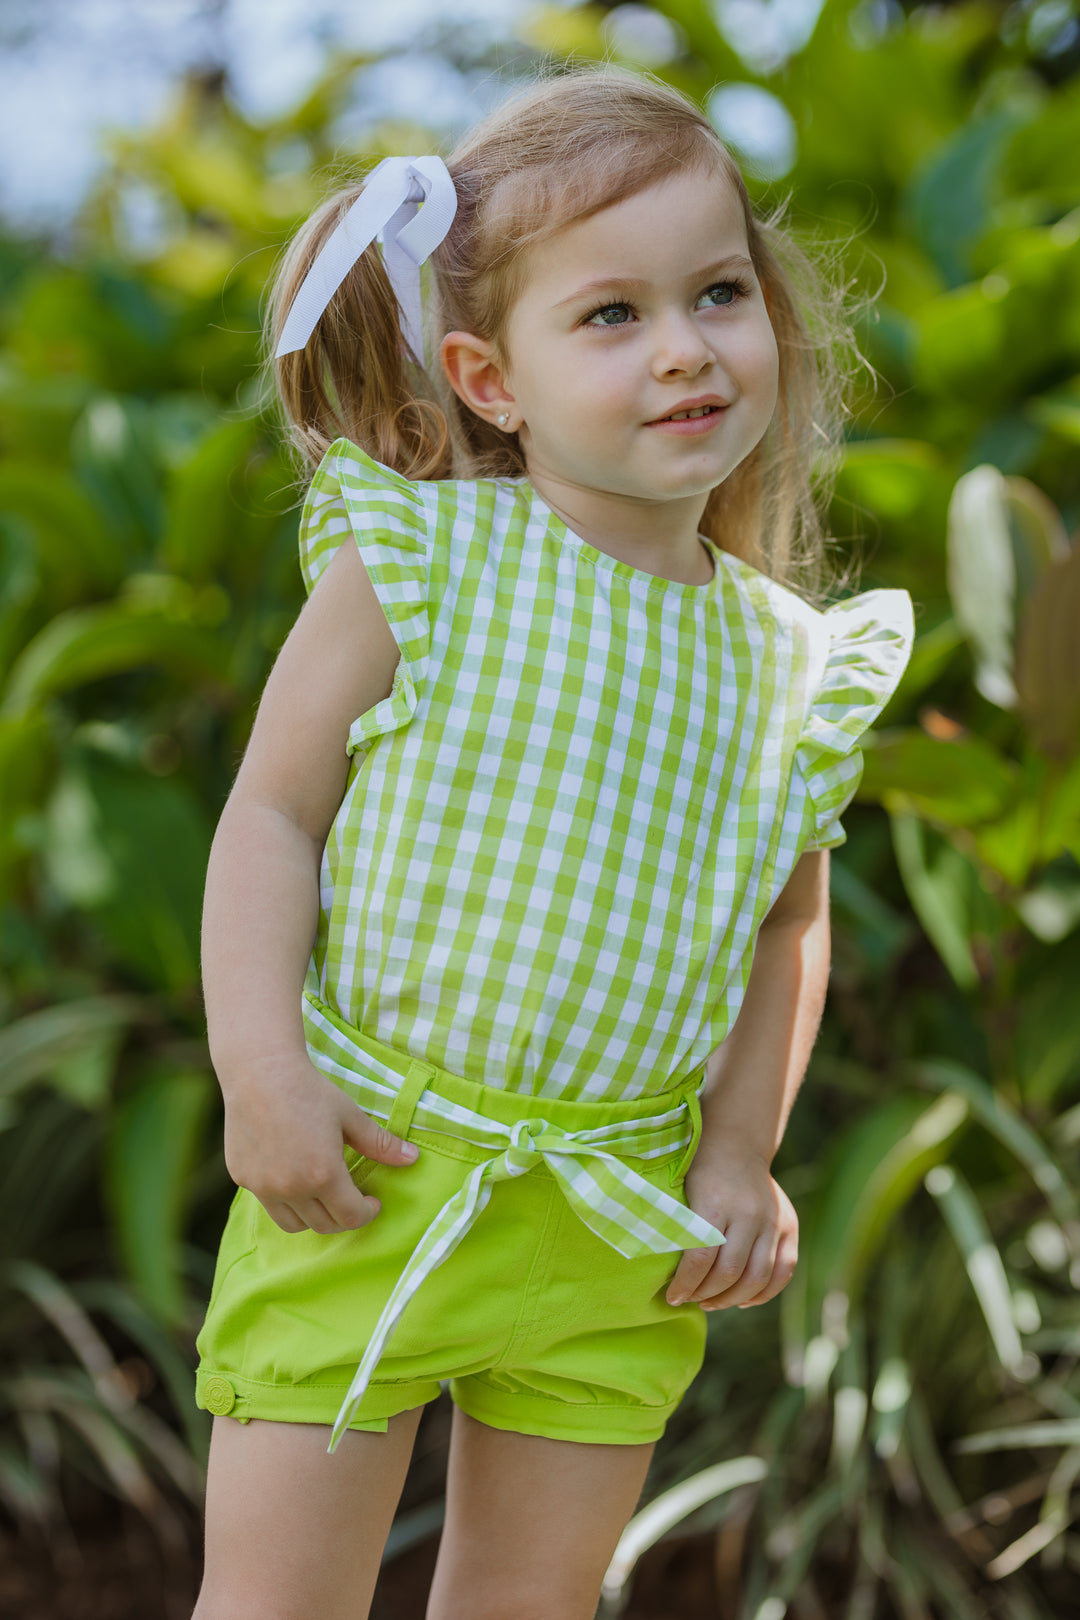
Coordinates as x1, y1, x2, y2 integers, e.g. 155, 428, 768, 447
193, 68, 913, 1620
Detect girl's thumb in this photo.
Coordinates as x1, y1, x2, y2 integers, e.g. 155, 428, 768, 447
343, 1105, 419, 1166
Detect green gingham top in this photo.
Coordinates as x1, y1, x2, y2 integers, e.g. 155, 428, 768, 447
300, 439, 914, 1106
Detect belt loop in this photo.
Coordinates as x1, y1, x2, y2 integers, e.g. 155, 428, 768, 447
386, 1059, 437, 1142
671, 1080, 704, 1186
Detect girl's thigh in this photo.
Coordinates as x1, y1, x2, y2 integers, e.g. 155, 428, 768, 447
193, 1406, 424, 1620
427, 1408, 653, 1620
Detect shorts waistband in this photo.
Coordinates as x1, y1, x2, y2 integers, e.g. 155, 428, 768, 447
304, 993, 707, 1138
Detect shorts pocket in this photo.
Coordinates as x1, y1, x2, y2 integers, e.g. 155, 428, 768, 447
343, 1145, 375, 1187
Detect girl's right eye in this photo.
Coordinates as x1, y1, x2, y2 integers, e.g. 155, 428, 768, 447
583, 302, 633, 327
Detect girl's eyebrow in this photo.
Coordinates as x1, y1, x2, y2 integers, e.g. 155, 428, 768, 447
554, 255, 756, 309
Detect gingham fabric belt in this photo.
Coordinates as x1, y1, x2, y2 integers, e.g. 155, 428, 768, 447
302, 994, 725, 1453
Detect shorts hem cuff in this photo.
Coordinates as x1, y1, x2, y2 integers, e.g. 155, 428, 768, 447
195, 1367, 440, 1430
449, 1377, 672, 1446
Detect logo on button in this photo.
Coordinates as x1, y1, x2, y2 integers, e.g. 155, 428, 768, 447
202, 1374, 237, 1416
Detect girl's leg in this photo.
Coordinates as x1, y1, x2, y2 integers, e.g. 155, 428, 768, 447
426, 1409, 653, 1620
193, 1406, 424, 1620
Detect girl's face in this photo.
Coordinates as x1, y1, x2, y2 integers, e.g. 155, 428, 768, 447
497, 164, 780, 519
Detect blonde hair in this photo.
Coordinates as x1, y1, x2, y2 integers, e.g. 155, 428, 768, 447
268, 68, 861, 602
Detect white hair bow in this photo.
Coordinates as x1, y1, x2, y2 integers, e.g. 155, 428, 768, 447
274, 154, 458, 367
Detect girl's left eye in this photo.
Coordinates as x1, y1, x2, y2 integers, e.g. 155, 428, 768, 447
697, 280, 748, 309
583, 302, 633, 327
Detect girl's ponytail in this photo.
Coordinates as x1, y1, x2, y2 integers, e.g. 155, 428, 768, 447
267, 183, 451, 479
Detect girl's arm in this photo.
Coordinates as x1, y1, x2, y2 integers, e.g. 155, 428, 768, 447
201, 539, 419, 1236
666, 849, 830, 1309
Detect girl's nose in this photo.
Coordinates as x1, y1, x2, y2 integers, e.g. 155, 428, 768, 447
651, 312, 713, 378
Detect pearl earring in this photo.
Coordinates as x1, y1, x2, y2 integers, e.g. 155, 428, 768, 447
497, 412, 510, 428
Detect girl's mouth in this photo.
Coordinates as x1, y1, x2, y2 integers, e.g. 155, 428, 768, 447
648, 402, 728, 433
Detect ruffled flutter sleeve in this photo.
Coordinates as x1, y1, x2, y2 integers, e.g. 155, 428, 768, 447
795, 588, 915, 850
298, 437, 431, 751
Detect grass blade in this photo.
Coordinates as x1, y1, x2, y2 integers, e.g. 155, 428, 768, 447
924, 1164, 1033, 1376
600, 1455, 768, 1609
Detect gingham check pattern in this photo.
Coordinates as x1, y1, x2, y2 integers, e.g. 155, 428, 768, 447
300, 439, 914, 1104
303, 994, 725, 1450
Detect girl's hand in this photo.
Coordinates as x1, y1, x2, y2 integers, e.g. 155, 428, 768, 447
665, 1149, 798, 1310
221, 1055, 419, 1236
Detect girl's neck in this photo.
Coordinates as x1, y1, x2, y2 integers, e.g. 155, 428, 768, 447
525, 468, 714, 588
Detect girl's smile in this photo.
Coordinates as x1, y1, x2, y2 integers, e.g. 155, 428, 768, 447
444, 164, 780, 584
645, 395, 732, 433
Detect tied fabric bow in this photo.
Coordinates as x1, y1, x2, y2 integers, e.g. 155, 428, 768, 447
274, 154, 458, 367
326, 1111, 725, 1453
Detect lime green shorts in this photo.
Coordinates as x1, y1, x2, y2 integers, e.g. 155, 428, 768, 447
195, 1038, 708, 1447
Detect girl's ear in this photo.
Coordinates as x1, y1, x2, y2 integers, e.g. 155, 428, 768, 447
440, 331, 521, 431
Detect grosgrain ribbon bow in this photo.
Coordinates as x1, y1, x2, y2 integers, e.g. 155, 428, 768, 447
274, 154, 458, 366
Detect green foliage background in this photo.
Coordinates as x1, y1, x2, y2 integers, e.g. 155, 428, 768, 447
1, 1, 1079, 1611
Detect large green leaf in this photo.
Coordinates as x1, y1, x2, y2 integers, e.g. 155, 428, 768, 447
103, 1068, 214, 1329
1002, 79, 1080, 213
160, 418, 257, 583
0, 996, 138, 1108
834, 437, 950, 522
45, 750, 211, 994
800, 1090, 968, 1324
1028, 376, 1080, 445
859, 727, 1018, 827
903, 108, 1027, 287
1, 601, 229, 716
972, 753, 1080, 884
890, 813, 980, 988
69, 396, 164, 557
828, 857, 914, 977
905, 1057, 1080, 1239
915, 282, 1009, 405
1011, 929, 1080, 1104
0, 711, 53, 897
1014, 544, 1080, 759
0, 463, 122, 602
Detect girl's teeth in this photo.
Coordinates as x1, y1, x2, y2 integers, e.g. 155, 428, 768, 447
669, 406, 715, 420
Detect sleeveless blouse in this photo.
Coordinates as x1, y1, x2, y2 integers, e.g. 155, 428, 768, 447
298, 439, 914, 1104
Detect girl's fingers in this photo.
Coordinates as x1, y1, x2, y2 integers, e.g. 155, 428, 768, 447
289, 1198, 341, 1235
732, 1229, 799, 1309
293, 1185, 382, 1235
344, 1105, 419, 1167
323, 1172, 384, 1232
697, 1231, 772, 1308
261, 1199, 307, 1233
666, 1244, 723, 1306
701, 1228, 794, 1310
688, 1225, 759, 1305
260, 1184, 380, 1235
